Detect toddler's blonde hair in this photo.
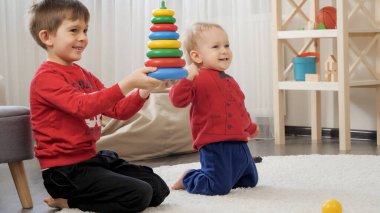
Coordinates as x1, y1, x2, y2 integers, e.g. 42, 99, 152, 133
183, 22, 225, 64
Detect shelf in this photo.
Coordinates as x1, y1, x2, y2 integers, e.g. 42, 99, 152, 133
349, 29, 380, 34
277, 29, 337, 39
272, 0, 380, 151
277, 80, 380, 90
350, 80, 380, 88
276, 29, 379, 39
277, 81, 339, 91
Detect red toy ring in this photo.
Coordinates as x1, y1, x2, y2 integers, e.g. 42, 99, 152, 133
145, 58, 186, 68
150, 24, 178, 32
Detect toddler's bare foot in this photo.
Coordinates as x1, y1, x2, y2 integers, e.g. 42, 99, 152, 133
171, 178, 185, 190
44, 196, 69, 209
171, 170, 188, 190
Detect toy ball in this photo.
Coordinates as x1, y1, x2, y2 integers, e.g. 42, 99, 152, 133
321, 199, 342, 213
316, 6, 336, 29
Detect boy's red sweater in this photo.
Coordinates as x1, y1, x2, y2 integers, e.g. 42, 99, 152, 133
30, 61, 146, 169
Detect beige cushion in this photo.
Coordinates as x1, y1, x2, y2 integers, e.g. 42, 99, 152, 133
97, 90, 194, 161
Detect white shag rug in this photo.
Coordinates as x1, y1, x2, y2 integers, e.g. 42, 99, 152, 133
57, 155, 380, 213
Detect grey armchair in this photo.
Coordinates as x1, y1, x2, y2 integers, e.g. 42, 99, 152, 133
0, 106, 34, 208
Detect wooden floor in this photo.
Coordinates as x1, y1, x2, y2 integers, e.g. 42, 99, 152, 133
1, 136, 379, 213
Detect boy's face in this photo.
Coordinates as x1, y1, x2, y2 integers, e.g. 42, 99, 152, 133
192, 27, 233, 72
45, 18, 88, 66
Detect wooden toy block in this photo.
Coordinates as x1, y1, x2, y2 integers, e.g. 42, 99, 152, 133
324, 55, 337, 82
331, 70, 338, 82
328, 61, 337, 70
324, 73, 331, 81
305, 73, 320, 82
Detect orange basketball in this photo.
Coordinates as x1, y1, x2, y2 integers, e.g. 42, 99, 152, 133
316, 6, 336, 29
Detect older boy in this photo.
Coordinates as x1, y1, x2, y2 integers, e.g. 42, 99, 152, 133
29, 0, 169, 212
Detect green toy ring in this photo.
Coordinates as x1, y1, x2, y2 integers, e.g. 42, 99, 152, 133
151, 16, 176, 24
147, 49, 183, 58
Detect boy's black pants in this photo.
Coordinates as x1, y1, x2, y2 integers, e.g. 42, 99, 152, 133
42, 150, 170, 213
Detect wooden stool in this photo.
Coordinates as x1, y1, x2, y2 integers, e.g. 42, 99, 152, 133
0, 106, 34, 209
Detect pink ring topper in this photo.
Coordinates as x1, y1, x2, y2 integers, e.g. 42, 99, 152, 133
297, 52, 320, 63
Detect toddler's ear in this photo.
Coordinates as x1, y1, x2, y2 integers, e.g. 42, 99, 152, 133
189, 50, 202, 64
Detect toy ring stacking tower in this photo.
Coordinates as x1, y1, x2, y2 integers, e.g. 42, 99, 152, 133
145, 0, 188, 80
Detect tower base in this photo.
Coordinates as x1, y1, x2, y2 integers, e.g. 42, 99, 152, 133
148, 68, 188, 80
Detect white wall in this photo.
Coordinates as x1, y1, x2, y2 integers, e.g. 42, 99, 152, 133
0, 0, 377, 131
0, 75, 6, 105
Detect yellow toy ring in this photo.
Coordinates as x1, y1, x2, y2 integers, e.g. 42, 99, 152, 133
152, 9, 174, 17
147, 40, 181, 49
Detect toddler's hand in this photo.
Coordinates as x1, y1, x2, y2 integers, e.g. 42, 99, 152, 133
248, 126, 260, 140
186, 63, 199, 81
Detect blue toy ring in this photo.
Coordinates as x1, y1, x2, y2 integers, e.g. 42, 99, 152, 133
149, 31, 180, 40
148, 68, 188, 80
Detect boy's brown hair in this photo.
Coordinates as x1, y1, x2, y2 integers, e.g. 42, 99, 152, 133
29, 0, 90, 49
183, 22, 225, 64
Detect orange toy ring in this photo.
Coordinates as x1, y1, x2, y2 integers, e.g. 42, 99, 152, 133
297, 52, 320, 63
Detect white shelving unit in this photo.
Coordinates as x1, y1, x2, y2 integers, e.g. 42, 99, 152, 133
272, 0, 380, 151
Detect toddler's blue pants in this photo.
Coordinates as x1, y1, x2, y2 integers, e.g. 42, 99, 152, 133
183, 141, 259, 195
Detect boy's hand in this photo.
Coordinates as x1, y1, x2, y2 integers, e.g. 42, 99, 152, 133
139, 89, 151, 99
186, 63, 199, 81
139, 80, 178, 98
156, 80, 178, 90
118, 67, 163, 95
248, 126, 260, 140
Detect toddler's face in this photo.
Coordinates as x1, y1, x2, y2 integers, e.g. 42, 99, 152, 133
195, 27, 232, 72
47, 18, 88, 65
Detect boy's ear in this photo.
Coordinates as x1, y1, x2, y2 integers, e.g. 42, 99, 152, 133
189, 50, 202, 64
38, 30, 53, 47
